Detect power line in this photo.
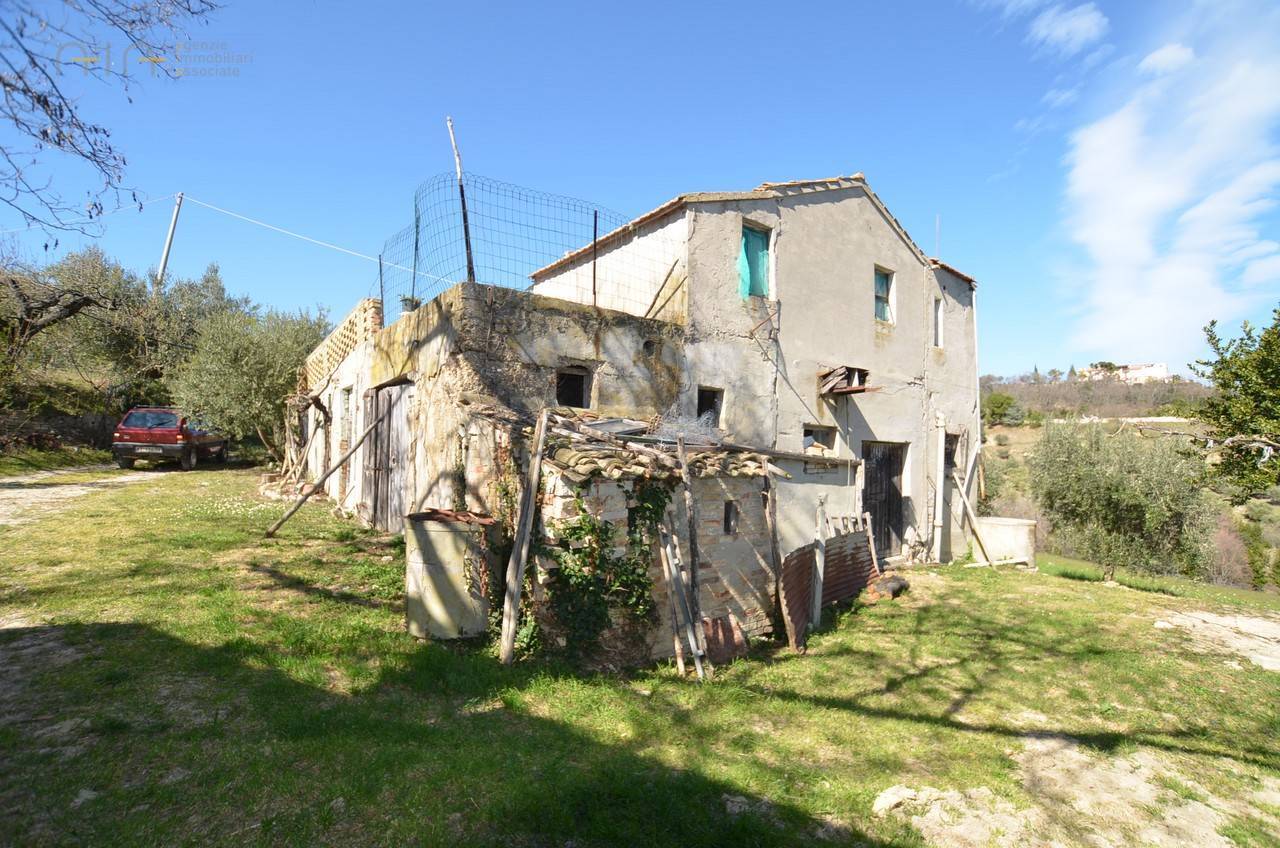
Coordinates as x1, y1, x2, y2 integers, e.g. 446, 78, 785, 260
182, 195, 451, 285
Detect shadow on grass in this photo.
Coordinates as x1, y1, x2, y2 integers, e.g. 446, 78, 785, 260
743, 598, 1280, 772
246, 563, 397, 611
0, 622, 900, 846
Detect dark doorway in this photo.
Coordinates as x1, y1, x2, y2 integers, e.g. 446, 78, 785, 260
556, 367, 590, 408
862, 440, 906, 557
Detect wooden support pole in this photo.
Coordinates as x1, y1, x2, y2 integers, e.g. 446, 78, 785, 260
951, 470, 993, 564
674, 438, 708, 658
498, 410, 550, 665
811, 496, 827, 628
663, 542, 687, 677
659, 521, 705, 681
863, 511, 883, 576
265, 404, 390, 538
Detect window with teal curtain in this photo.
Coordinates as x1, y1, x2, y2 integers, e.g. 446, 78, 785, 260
739, 226, 770, 298
874, 269, 893, 321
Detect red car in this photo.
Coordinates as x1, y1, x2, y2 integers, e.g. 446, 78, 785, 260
112, 407, 228, 470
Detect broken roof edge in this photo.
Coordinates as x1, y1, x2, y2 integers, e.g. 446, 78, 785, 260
929, 259, 978, 288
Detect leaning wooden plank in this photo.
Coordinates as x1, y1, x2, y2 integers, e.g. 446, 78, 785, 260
674, 438, 711, 665
862, 511, 883, 576
660, 522, 705, 681
657, 535, 687, 676
811, 498, 828, 628
951, 470, 993, 565
265, 404, 390, 538
498, 410, 551, 665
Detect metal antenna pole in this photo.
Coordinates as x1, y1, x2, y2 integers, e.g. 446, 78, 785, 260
447, 116, 477, 284
156, 191, 184, 287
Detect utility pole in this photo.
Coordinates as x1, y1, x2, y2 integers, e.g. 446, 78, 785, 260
156, 191, 184, 288
446, 117, 477, 284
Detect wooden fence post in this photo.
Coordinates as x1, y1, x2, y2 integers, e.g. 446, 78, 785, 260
811, 496, 827, 629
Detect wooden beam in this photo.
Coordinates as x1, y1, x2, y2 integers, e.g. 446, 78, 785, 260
811, 497, 828, 628
659, 520, 705, 681
499, 410, 550, 665
265, 403, 390, 538
674, 438, 711, 675
951, 470, 993, 565
863, 511, 883, 576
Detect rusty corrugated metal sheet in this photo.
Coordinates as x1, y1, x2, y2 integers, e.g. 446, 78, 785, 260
779, 543, 815, 652
821, 529, 876, 607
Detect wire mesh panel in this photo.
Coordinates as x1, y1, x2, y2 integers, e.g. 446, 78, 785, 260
372, 173, 681, 324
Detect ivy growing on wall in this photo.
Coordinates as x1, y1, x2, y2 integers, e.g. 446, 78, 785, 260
538, 481, 671, 659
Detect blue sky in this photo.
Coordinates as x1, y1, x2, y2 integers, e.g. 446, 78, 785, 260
6, 0, 1279, 376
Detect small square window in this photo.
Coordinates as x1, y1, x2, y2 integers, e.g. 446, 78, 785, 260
555, 367, 591, 408
803, 425, 836, 454
739, 225, 770, 298
723, 500, 739, 535
697, 386, 724, 427
874, 268, 894, 323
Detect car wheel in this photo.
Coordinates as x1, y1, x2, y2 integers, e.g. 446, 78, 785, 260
180, 448, 197, 472
116, 456, 135, 469
215, 444, 229, 463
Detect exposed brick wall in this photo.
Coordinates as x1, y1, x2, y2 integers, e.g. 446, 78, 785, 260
301, 298, 383, 391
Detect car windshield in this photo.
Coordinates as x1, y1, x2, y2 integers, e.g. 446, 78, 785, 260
122, 410, 179, 429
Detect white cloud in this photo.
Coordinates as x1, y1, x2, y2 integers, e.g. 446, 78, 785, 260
1243, 254, 1280, 286
1042, 86, 1081, 108
973, 0, 1049, 19
1139, 43, 1196, 75
1028, 3, 1110, 56
1062, 15, 1280, 368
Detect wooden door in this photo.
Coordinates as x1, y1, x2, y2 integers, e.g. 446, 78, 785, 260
383, 383, 412, 534
862, 441, 905, 557
360, 390, 380, 525
362, 384, 412, 533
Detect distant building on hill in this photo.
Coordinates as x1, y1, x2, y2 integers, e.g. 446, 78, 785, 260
1078, 362, 1170, 385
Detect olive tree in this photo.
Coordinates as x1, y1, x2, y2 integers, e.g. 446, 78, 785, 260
167, 309, 328, 461
1029, 424, 1215, 580
1192, 307, 1280, 501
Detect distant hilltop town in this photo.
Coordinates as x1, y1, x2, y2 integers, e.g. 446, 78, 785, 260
1076, 362, 1171, 385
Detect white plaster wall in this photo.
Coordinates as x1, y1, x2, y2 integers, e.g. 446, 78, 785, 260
304, 337, 376, 515
678, 188, 980, 558
529, 211, 689, 318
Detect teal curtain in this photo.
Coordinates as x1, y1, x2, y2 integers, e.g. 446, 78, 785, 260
740, 227, 769, 298
875, 269, 892, 320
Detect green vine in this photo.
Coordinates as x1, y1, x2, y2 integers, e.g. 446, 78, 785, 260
539, 481, 671, 659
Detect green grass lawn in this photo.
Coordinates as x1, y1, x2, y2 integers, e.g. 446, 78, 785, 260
0, 445, 112, 477
2, 469, 1279, 846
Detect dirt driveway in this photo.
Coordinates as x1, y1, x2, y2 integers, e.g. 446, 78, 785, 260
0, 467, 156, 527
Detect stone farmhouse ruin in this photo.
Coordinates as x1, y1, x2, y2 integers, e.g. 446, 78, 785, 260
296, 174, 983, 664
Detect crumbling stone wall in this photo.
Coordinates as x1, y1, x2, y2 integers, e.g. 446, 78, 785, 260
538, 471, 774, 661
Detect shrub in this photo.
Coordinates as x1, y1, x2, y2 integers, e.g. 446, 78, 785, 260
994, 433, 1010, 447
1210, 516, 1254, 587
982, 392, 1025, 426
1029, 424, 1215, 580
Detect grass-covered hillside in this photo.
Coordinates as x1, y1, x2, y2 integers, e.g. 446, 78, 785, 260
1, 467, 1278, 846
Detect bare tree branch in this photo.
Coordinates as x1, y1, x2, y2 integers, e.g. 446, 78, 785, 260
0, 1, 217, 232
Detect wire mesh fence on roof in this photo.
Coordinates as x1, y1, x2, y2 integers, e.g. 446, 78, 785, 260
371, 172, 681, 324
